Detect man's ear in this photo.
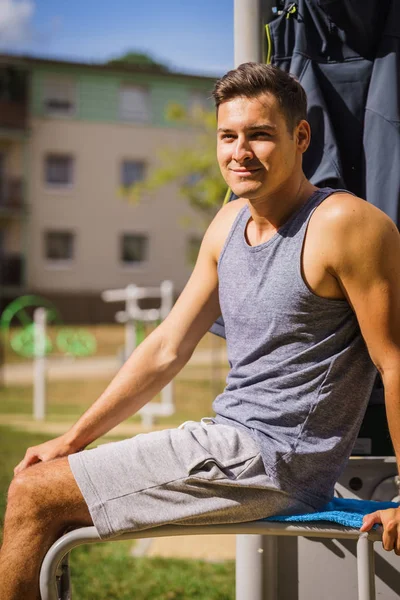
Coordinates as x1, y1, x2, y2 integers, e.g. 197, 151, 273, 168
296, 120, 311, 153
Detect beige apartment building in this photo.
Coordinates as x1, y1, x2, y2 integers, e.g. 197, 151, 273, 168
0, 54, 217, 323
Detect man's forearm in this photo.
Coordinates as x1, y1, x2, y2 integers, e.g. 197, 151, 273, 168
64, 327, 188, 451
381, 367, 400, 474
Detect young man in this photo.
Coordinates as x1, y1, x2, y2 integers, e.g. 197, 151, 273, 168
1, 62, 400, 599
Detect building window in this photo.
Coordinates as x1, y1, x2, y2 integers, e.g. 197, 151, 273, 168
187, 235, 202, 266
45, 154, 74, 186
44, 231, 74, 261
119, 85, 150, 122
43, 78, 76, 116
121, 233, 148, 264
121, 160, 146, 188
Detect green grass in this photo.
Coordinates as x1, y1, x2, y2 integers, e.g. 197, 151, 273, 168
0, 372, 227, 426
0, 426, 235, 599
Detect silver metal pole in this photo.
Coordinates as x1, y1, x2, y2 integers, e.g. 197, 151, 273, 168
234, 0, 274, 67
236, 535, 264, 600
234, 2, 277, 598
356, 534, 376, 600
125, 284, 137, 360
160, 280, 174, 319
236, 535, 278, 600
33, 307, 46, 421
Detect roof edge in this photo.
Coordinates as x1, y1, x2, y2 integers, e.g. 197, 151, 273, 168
0, 52, 219, 82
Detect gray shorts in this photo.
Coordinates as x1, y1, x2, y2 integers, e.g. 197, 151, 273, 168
68, 419, 315, 539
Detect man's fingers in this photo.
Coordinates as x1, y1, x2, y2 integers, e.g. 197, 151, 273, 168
382, 519, 397, 552
13, 452, 41, 476
360, 511, 381, 532
361, 509, 400, 554
396, 524, 400, 556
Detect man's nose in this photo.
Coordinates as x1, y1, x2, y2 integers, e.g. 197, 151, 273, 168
232, 139, 253, 163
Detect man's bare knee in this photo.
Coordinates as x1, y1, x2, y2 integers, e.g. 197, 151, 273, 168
6, 457, 92, 532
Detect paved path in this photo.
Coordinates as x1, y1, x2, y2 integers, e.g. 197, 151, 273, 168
0, 414, 167, 437
132, 534, 236, 561
2, 348, 228, 385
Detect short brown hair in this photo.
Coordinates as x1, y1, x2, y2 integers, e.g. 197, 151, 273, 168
213, 62, 307, 133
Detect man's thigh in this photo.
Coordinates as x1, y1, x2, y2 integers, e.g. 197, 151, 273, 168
68, 422, 313, 539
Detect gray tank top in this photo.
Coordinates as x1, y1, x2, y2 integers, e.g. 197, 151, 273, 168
213, 188, 377, 508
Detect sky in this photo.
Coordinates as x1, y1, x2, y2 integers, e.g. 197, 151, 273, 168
0, 0, 234, 76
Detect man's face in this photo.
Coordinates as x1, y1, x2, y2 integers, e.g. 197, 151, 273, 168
217, 93, 303, 200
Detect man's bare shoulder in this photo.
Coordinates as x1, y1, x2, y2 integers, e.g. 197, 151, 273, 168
313, 192, 397, 239
314, 192, 394, 232
206, 198, 248, 261
311, 191, 399, 270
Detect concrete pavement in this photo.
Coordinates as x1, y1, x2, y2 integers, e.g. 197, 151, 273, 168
132, 534, 236, 561
2, 347, 228, 385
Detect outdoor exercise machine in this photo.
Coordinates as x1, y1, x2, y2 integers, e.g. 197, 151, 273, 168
40, 520, 381, 600
0, 295, 97, 420
101, 280, 174, 426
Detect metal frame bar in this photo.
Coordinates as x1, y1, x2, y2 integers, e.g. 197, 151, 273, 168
357, 533, 377, 600
39, 521, 381, 600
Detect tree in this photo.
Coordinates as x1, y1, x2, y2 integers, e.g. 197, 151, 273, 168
107, 51, 170, 73
121, 104, 228, 226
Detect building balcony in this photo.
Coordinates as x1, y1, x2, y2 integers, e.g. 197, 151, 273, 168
0, 177, 26, 216
0, 253, 23, 287
0, 99, 27, 130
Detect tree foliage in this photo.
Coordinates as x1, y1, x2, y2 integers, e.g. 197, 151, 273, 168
121, 105, 228, 225
107, 51, 170, 73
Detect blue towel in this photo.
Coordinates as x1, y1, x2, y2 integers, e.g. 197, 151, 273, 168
265, 498, 400, 529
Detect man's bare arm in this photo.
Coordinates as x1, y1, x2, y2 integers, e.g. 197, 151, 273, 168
318, 194, 400, 553
14, 201, 243, 474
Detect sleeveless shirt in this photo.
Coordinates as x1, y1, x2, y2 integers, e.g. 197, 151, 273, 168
213, 187, 377, 507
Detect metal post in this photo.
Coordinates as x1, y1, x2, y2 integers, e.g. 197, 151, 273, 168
234, 3, 277, 598
160, 280, 174, 417
236, 535, 278, 600
102, 281, 175, 424
125, 284, 137, 360
33, 307, 46, 421
160, 280, 174, 319
234, 0, 274, 67
357, 534, 376, 600
236, 535, 264, 600
161, 381, 173, 413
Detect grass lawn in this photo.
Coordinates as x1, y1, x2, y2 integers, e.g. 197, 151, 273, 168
0, 426, 235, 599
0, 373, 227, 426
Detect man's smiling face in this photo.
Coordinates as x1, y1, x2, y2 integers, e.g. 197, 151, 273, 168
217, 93, 303, 201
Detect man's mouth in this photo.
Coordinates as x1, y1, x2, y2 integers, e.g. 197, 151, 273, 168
230, 167, 261, 176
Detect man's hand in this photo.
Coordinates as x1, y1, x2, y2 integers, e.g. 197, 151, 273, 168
360, 507, 400, 554
14, 434, 80, 476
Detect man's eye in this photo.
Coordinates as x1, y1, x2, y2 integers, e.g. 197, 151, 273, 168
221, 134, 235, 140
252, 132, 271, 138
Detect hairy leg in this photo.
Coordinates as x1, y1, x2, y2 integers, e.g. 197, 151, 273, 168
0, 457, 93, 600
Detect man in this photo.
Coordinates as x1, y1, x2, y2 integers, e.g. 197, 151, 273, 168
1, 62, 400, 599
